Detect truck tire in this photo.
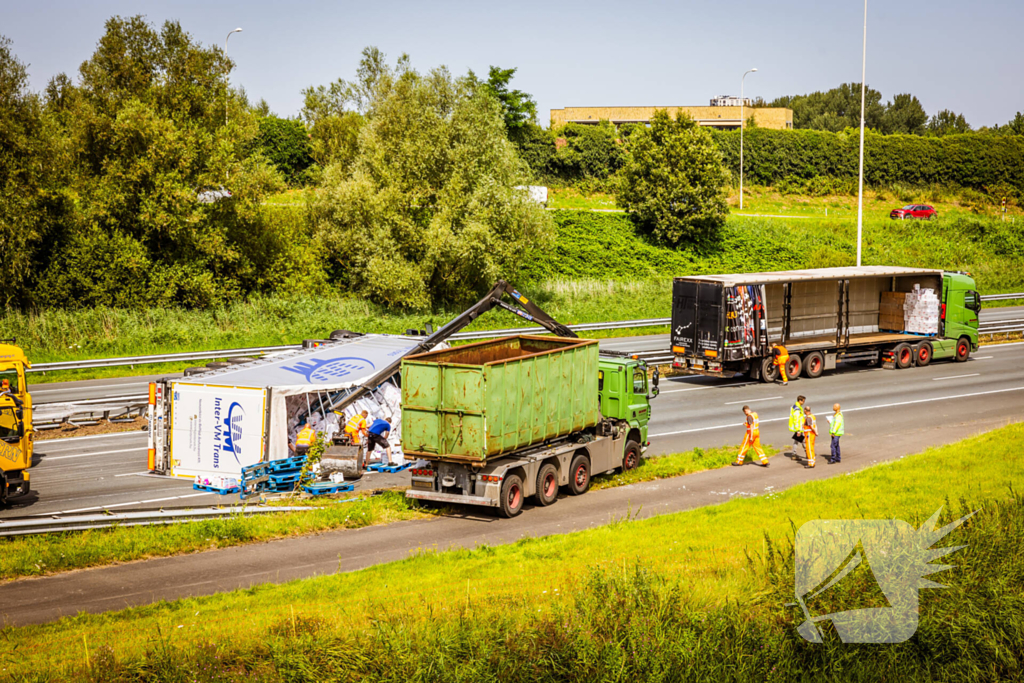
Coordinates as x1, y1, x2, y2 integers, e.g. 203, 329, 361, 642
785, 354, 802, 380
954, 337, 971, 362
622, 440, 641, 472
894, 343, 913, 369
915, 342, 933, 367
803, 351, 824, 378
499, 474, 525, 517
534, 463, 559, 506
759, 357, 779, 383
568, 454, 591, 496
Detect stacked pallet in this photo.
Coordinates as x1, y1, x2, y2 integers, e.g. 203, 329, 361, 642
879, 292, 906, 332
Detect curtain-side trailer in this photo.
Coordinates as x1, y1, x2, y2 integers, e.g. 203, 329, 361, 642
670, 266, 980, 381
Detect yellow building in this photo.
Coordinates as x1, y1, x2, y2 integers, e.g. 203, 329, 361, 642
550, 105, 793, 131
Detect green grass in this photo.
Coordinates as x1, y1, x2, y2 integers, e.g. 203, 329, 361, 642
3, 423, 1022, 680
0, 443, 757, 582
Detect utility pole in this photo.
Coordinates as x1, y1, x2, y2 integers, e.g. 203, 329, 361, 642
855, 0, 867, 267
224, 28, 242, 126
740, 68, 758, 211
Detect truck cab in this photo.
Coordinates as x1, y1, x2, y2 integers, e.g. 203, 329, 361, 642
598, 356, 653, 455
0, 342, 33, 505
941, 272, 981, 359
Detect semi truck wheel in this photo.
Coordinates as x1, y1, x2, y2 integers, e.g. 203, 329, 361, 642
499, 474, 525, 517
915, 342, 933, 367
954, 337, 971, 362
621, 440, 641, 472
894, 343, 913, 369
568, 454, 591, 496
803, 351, 824, 378
534, 463, 559, 506
759, 357, 779, 383
785, 355, 802, 380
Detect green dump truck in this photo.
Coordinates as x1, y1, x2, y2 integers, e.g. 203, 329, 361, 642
402, 335, 656, 517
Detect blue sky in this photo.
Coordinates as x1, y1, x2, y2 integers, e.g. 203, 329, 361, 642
3, 0, 1022, 128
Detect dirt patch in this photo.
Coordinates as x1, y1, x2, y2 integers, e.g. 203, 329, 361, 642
34, 417, 147, 441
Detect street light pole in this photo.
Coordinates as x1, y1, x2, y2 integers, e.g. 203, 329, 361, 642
856, 0, 867, 267
224, 28, 242, 126
740, 68, 757, 211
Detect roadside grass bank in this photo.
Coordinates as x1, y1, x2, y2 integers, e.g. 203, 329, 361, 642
4, 424, 1022, 681
0, 444, 752, 581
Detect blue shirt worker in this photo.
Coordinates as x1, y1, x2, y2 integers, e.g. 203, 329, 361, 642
366, 418, 393, 466
829, 403, 844, 464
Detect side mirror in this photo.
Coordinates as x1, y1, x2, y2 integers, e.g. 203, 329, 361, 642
649, 368, 660, 399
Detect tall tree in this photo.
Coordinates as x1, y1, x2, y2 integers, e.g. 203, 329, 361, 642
770, 83, 885, 131
481, 66, 537, 134
927, 109, 971, 136
616, 110, 729, 246
310, 58, 552, 308
1005, 111, 1024, 136
882, 93, 928, 135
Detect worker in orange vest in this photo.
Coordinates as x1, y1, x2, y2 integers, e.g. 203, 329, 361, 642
732, 405, 770, 467
802, 405, 818, 468
344, 410, 369, 444
772, 344, 790, 385
292, 419, 316, 455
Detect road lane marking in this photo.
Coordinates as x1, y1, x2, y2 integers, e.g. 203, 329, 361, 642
45, 447, 145, 461
34, 431, 146, 444
660, 381, 757, 394
971, 356, 992, 360
650, 385, 1024, 438
724, 396, 781, 405
931, 374, 980, 381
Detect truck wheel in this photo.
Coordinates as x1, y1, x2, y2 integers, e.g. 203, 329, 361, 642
803, 351, 824, 378
759, 357, 779, 383
894, 343, 913, 369
568, 454, 591, 496
499, 474, 525, 517
622, 440, 641, 472
534, 463, 559, 506
954, 337, 971, 362
915, 342, 933, 367
785, 354, 802, 380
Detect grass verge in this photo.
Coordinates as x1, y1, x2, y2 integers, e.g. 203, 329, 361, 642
2, 423, 1021, 681
0, 443, 757, 582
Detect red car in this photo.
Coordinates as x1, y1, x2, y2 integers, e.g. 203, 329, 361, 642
890, 204, 937, 220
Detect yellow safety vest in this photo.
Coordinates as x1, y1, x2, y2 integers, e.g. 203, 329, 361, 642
345, 415, 367, 433
789, 403, 803, 432
830, 412, 844, 436
296, 425, 316, 447
746, 411, 760, 437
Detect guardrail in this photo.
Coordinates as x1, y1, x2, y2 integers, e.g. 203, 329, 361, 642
0, 506, 315, 537
24, 296, 1024, 375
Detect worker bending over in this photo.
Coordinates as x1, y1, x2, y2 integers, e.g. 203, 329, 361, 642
344, 410, 370, 444
366, 417, 393, 466
802, 405, 818, 468
772, 344, 790, 385
291, 418, 316, 455
829, 403, 844, 464
733, 405, 770, 468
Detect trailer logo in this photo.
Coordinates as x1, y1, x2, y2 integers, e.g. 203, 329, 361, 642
789, 507, 976, 643
212, 398, 245, 467
281, 357, 376, 383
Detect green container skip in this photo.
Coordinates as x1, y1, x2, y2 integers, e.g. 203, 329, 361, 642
401, 335, 600, 462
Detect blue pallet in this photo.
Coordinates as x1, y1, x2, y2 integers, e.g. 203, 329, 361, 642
269, 471, 303, 485
302, 481, 356, 496
193, 483, 241, 495
266, 482, 297, 493
268, 456, 307, 472
366, 462, 412, 474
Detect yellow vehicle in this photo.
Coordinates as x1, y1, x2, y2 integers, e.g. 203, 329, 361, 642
0, 341, 33, 505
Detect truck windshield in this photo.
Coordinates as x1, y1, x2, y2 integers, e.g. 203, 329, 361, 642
632, 369, 647, 395
0, 406, 20, 441
0, 369, 19, 395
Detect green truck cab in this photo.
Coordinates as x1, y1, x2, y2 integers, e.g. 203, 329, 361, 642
0, 342, 33, 506
403, 336, 656, 517
933, 271, 981, 360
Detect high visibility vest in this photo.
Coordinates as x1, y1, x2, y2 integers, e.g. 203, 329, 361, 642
296, 426, 316, 447
345, 415, 367, 433
803, 414, 817, 436
789, 403, 803, 432
830, 412, 844, 436
773, 346, 789, 365
746, 411, 760, 437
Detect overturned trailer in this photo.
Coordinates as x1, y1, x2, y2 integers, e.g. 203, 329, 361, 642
150, 334, 419, 479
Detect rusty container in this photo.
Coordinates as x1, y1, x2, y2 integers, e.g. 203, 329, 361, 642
400, 335, 599, 462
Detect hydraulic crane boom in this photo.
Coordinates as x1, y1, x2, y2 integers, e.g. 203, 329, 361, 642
332, 281, 576, 413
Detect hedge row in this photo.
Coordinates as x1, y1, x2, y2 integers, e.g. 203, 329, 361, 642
710, 128, 1024, 192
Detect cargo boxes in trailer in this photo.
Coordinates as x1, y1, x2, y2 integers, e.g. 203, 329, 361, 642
670, 266, 980, 381
403, 335, 657, 517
